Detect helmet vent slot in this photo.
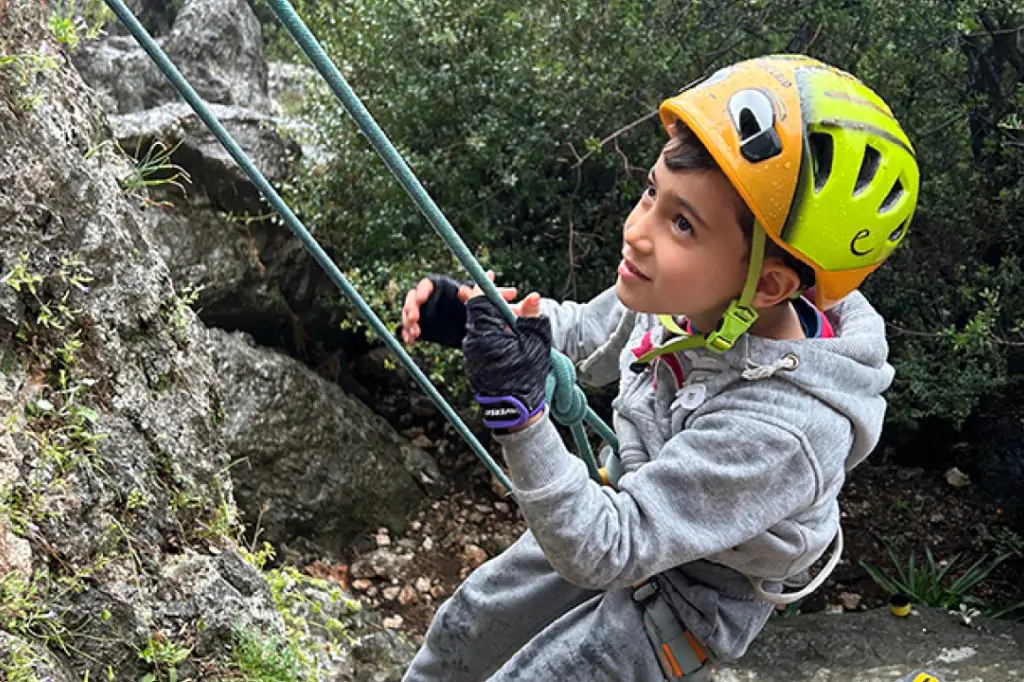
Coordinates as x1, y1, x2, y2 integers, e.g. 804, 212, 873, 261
809, 132, 833, 193
739, 108, 761, 140
888, 218, 909, 243
879, 179, 904, 214
855, 145, 881, 195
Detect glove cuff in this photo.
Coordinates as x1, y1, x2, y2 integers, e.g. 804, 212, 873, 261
476, 394, 546, 430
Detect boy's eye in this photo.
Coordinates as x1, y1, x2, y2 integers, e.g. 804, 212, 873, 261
674, 216, 694, 234
642, 184, 656, 200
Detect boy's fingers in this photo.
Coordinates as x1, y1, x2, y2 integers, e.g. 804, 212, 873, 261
511, 292, 541, 317
403, 288, 420, 325
414, 277, 435, 305
522, 292, 541, 317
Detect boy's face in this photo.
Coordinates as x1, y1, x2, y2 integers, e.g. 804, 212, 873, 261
615, 154, 750, 331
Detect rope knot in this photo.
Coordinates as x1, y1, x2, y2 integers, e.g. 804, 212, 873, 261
546, 352, 588, 426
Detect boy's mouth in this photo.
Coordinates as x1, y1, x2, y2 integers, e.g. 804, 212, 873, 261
618, 256, 651, 282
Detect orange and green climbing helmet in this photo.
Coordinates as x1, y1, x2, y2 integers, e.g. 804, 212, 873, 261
659, 54, 920, 312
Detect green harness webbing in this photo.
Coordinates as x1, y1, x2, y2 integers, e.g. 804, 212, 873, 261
102, 0, 617, 489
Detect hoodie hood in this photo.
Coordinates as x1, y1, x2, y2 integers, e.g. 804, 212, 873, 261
725, 291, 894, 471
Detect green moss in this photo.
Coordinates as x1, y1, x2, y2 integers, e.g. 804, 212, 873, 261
226, 628, 303, 682
0, 635, 44, 682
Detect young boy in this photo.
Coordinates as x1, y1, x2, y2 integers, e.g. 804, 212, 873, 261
397, 55, 919, 680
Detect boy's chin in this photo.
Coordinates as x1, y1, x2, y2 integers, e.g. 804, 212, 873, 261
614, 280, 677, 315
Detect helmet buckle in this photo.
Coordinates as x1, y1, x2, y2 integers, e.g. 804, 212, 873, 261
706, 302, 759, 353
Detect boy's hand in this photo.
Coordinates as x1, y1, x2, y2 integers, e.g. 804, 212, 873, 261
462, 295, 550, 431
400, 271, 541, 346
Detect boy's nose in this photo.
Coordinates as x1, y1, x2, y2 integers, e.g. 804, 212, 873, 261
624, 215, 655, 254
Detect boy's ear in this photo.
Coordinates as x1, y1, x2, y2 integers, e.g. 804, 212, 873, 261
751, 257, 803, 308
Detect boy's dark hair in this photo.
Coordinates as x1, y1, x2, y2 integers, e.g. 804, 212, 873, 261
663, 123, 816, 291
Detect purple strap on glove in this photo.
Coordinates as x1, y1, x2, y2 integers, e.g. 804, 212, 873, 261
475, 395, 546, 430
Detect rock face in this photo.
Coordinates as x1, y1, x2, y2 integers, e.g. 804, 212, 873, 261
209, 328, 445, 558
74, 0, 350, 361
718, 607, 1024, 682
73, 0, 269, 114
0, 2, 418, 679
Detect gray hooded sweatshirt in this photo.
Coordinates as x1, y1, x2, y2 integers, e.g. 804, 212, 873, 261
403, 287, 893, 680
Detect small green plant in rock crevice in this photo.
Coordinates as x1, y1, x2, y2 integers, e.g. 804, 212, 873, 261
0, 634, 44, 682
0, 51, 59, 111
1, 253, 102, 526
137, 631, 192, 682
118, 139, 192, 206
0, 570, 70, 652
159, 284, 203, 345
225, 628, 304, 682
230, 543, 362, 681
48, 0, 112, 50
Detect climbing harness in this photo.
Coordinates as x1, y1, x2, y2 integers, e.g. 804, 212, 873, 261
633, 578, 713, 680
101, 0, 618, 492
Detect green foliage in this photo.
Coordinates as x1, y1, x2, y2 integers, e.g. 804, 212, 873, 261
137, 632, 192, 682
256, 0, 1022, 431
0, 633, 44, 682
0, 51, 59, 110
0, 570, 71, 650
226, 628, 304, 682
232, 543, 359, 681
49, 0, 113, 49
1, 253, 104, 532
159, 283, 203, 343
860, 537, 1011, 611
118, 140, 193, 205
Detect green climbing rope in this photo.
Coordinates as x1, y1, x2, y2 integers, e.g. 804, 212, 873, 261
102, 0, 617, 489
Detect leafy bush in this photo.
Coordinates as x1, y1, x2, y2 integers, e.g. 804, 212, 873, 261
254, 0, 1023, 432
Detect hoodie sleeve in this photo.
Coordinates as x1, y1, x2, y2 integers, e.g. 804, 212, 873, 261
494, 401, 819, 590
539, 286, 625, 365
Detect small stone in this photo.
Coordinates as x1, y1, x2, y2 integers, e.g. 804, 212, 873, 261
375, 532, 391, 547
430, 585, 447, 599
382, 615, 404, 629
366, 586, 378, 597
382, 586, 401, 601
352, 579, 373, 591
410, 396, 437, 419
410, 520, 422, 532
415, 577, 432, 593
474, 503, 492, 514
944, 467, 970, 487
350, 548, 413, 578
398, 585, 419, 605
468, 511, 485, 524
839, 592, 863, 610
494, 502, 510, 515
462, 544, 488, 568
411, 435, 433, 449
422, 537, 434, 551
402, 427, 425, 438
930, 513, 946, 524
824, 604, 845, 615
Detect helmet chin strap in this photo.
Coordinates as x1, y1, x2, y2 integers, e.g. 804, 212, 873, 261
636, 223, 766, 363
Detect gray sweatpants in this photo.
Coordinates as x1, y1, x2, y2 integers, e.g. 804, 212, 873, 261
402, 530, 666, 681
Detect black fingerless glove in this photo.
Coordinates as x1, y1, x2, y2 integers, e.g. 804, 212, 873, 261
418, 274, 469, 348
463, 297, 551, 430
